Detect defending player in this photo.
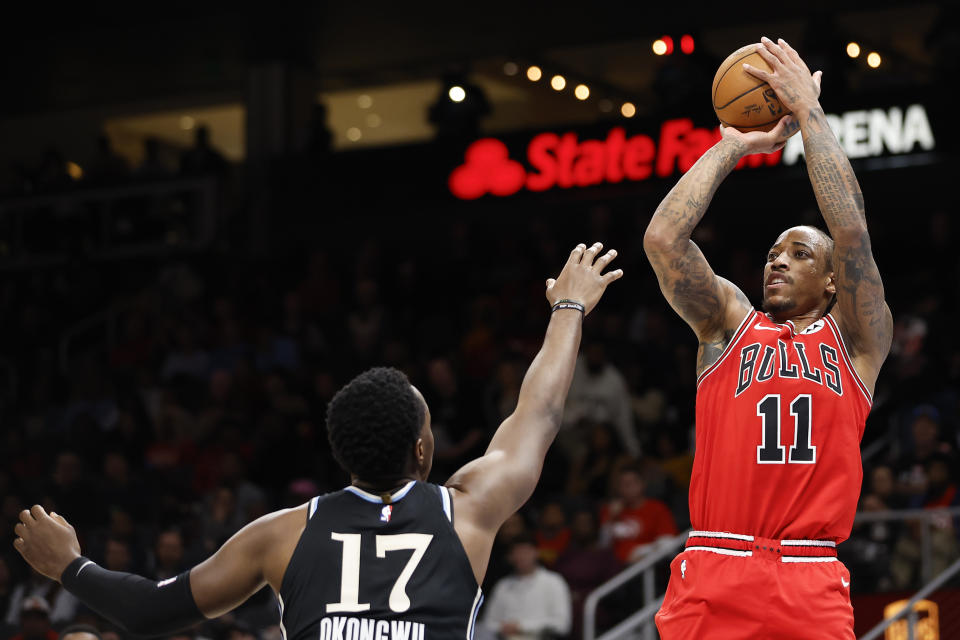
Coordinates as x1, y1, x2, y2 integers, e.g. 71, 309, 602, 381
644, 38, 892, 639
13, 242, 623, 640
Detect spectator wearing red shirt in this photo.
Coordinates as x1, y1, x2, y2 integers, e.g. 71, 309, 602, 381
600, 465, 677, 563
534, 501, 571, 567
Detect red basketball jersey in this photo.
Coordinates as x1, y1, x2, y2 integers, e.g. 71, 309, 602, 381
689, 309, 872, 542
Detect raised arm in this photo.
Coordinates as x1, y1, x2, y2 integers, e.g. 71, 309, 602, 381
747, 37, 893, 388
14, 503, 305, 637
643, 121, 793, 373
447, 243, 622, 580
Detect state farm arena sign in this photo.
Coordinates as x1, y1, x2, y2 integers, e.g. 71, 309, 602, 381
448, 105, 935, 200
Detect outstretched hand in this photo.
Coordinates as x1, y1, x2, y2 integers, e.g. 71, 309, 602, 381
13, 505, 82, 582
744, 37, 823, 115
545, 242, 623, 315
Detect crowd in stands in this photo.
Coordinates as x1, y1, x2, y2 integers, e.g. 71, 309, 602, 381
1, 129, 958, 640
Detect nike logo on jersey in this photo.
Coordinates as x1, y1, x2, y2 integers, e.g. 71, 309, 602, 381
754, 323, 781, 331
841, 577, 850, 588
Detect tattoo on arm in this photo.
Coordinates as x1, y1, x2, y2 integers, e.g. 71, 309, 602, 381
698, 329, 736, 375
645, 139, 746, 335
802, 107, 892, 363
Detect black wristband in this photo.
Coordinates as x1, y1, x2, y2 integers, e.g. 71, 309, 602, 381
61, 557, 205, 636
551, 299, 585, 314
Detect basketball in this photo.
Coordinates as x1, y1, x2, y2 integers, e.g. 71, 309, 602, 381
712, 43, 790, 132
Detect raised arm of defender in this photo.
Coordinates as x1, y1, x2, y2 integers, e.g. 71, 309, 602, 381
746, 37, 893, 390
643, 120, 795, 374
447, 242, 622, 582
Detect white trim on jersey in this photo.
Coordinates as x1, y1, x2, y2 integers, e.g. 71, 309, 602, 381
309, 496, 320, 519
688, 530, 755, 542
780, 539, 836, 547
696, 309, 757, 387
277, 593, 288, 640
684, 546, 753, 557
823, 314, 873, 405
466, 587, 483, 640
781, 556, 838, 563
439, 486, 452, 522
344, 480, 417, 504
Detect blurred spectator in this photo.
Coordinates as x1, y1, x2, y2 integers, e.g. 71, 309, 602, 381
57, 624, 103, 640
565, 422, 632, 501
136, 137, 172, 179
179, 126, 227, 177
890, 452, 960, 589
533, 502, 571, 568
424, 356, 486, 480
481, 535, 571, 640
561, 342, 640, 459
102, 536, 136, 574
34, 148, 72, 192
147, 528, 188, 582
9, 597, 57, 640
896, 404, 954, 498
58, 624, 102, 640
483, 513, 528, 593
160, 325, 211, 381
600, 465, 677, 564
0, 556, 14, 639
555, 509, 622, 640
85, 135, 129, 186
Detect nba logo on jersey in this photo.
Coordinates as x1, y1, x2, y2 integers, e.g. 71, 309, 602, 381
380, 505, 393, 522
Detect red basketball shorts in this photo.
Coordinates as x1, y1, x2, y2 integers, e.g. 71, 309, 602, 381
655, 531, 854, 640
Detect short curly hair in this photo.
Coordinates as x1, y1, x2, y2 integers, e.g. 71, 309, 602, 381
326, 367, 425, 482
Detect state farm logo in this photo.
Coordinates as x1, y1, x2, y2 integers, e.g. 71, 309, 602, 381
447, 105, 935, 200
449, 119, 781, 200
448, 139, 526, 199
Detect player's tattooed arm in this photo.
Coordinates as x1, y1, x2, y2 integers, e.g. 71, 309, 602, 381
799, 106, 892, 384
644, 137, 752, 348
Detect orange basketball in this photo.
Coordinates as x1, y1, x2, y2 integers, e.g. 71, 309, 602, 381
712, 44, 790, 132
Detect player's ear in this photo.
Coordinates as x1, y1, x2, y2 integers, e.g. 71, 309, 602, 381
824, 271, 836, 296
415, 438, 425, 464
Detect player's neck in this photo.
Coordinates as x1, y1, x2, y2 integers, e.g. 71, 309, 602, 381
767, 307, 827, 334
352, 475, 419, 495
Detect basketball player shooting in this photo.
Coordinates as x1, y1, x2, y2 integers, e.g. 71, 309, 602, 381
644, 38, 892, 639
13, 242, 623, 639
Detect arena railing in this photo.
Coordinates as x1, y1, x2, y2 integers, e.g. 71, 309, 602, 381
0, 177, 217, 268
584, 507, 960, 640
859, 556, 960, 640
583, 530, 688, 640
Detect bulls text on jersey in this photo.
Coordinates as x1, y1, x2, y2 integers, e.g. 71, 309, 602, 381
735, 339, 843, 397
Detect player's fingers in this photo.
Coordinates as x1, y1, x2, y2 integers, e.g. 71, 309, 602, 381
13, 522, 26, 538
742, 63, 770, 82
778, 38, 803, 64
582, 242, 603, 266
759, 37, 788, 64
19, 509, 35, 525
30, 505, 48, 521
601, 269, 624, 285
813, 70, 823, 91
593, 249, 618, 272
51, 512, 70, 528
566, 243, 587, 266
13, 537, 25, 553
545, 278, 556, 289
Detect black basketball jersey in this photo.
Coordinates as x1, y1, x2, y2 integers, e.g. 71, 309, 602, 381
278, 481, 483, 640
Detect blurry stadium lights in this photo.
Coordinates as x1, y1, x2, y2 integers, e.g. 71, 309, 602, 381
503, 61, 519, 76
366, 113, 382, 128
448, 86, 467, 102
551, 75, 566, 91
867, 52, 882, 68
846, 42, 861, 58
346, 127, 362, 141
66, 161, 83, 180
527, 65, 543, 81
680, 34, 695, 54
357, 94, 373, 109
652, 39, 668, 56
179, 116, 195, 130
621, 102, 636, 118
574, 84, 590, 100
